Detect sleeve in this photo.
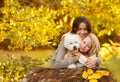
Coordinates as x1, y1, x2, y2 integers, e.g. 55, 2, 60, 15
78, 55, 87, 65
90, 54, 102, 66
50, 38, 78, 69
96, 56, 102, 66
91, 54, 102, 66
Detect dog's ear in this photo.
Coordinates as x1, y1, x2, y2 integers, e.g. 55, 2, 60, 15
61, 32, 70, 39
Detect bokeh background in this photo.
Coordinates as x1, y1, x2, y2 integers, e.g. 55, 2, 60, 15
0, 0, 120, 82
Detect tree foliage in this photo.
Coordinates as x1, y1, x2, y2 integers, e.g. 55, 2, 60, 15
0, 0, 60, 51
0, 0, 120, 59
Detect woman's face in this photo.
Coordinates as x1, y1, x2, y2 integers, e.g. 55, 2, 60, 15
76, 22, 88, 39
80, 36, 92, 53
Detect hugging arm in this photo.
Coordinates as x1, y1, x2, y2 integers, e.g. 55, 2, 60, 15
50, 38, 78, 69
96, 56, 102, 65
85, 55, 102, 68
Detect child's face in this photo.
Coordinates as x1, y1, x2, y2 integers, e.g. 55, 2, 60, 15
80, 36, 92, 53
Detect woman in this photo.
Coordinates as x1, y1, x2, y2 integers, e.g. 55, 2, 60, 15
50, 16, 101, 69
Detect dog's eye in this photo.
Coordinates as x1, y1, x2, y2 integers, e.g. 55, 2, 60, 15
75, 41, 77, 43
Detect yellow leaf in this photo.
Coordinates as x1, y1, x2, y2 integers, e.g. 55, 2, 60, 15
63, 15, 68, 23
89, 79, 98, 82
70, 18, 74, 27
87, 68, 94, 75
52, 42, 57, 46
104, 71, 109, 76
82, 71, 88, 79
96, 70, 109, 76
88, 74, 96, 79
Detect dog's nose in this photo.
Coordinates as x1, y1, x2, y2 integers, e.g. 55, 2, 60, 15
73, 46, 77, 50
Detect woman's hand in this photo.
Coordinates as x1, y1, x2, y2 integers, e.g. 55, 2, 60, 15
65, 51, 81, 60
74, 52, 81, 60
85, 57, 98, 68
65, 51, 73, 57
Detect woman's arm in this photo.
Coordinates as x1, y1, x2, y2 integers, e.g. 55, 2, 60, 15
50, 38, 78, 69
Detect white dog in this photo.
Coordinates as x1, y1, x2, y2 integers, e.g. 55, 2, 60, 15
64, 33, 88, 68
64, 33, 81, 52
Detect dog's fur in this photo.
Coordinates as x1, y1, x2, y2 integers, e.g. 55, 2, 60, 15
64, 33, 81, 52
64, 33, 82, 68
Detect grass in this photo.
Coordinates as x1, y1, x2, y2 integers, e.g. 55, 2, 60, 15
0, 49, 54, 67
102, 55, 120, 82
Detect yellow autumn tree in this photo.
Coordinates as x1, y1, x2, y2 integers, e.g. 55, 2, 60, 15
0, 0, 120, 60
0, 0, 60, 51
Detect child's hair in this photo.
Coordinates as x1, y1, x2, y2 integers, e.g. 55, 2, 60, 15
87, 33, 100, 56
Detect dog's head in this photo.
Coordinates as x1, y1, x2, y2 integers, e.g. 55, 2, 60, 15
64, 33, 81, 51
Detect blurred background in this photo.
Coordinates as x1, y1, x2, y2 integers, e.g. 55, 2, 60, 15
0, 0, 120, 82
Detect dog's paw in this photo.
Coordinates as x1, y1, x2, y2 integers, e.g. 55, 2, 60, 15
68, 64, 76, 69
